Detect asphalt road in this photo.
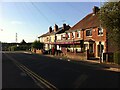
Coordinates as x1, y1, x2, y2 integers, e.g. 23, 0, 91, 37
2, 51, 120, 88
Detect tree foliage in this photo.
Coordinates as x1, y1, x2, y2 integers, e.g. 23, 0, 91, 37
20, 39, 26, 45
31, 40, 44, 49
100, 2, 120, 51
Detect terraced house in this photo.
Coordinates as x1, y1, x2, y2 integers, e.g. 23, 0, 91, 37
63, 6, 107, 59
39, 6, 114, 61
38, 24, 71, 51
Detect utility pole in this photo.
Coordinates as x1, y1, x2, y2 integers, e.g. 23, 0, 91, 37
72, 34, 74, 53
16, 33, 18, 43
99, 0, 102, 63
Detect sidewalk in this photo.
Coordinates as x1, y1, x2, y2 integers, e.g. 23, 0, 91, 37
43, 54, 120, 72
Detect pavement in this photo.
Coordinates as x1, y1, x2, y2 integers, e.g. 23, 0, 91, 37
42, 54, 120, 72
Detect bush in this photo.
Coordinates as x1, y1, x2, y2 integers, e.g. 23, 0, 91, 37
114, 52, 120, 65
10, 46, 18, 51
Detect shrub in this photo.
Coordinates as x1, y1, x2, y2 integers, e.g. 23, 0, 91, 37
114, 52, 120, 65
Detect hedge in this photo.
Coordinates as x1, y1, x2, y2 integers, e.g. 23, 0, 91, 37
114, 52, 120, 65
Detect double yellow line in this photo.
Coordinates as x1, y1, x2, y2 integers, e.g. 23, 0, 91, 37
4, 53, 58, 90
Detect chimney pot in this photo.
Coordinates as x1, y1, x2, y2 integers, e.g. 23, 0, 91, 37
93, 6, 100, 15
54, 24, 58, 32
63, 23, 66, 30
49, 26, 52, 33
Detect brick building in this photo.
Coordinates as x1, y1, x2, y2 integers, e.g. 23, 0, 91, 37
54, 6, 107, 59
38, 24, 71, 50
39, 6, 115, 61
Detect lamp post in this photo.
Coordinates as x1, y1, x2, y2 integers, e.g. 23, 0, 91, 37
72, 34, 74, 53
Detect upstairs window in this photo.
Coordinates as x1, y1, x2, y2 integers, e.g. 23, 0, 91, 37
98, 27, 103, 35
71, 33, 74, 38
77, 31, 80, 38
86, 29, 92, 36
72, 32, 75, 38
77, 32, 79, 37
65, 33, 69, 39
68, 33, 70, 39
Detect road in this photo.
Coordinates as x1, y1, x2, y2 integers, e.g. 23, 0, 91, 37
2, 51, 120, 88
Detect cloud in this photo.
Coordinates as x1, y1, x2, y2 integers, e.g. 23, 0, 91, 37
11, 21, 24, 25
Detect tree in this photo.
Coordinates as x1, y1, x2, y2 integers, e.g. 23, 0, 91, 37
20, 39, 26, 45
100, 2, 120, 52
31, 40, 44, 50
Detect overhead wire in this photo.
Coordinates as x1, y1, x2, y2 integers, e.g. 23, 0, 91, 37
13, 2, 42, 42
30, 2, 53, 25
41, 3, 66, 25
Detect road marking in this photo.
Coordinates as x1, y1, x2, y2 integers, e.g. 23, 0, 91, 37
4, 53, 58, 90
74, 74, 88, 88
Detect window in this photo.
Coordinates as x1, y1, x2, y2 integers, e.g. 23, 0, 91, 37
77, 32, 79, 37
71, 33, 73, 38
49, 37, 51, 42
72, 32, 75, 38
98, 27, 103, 35
77, 31, 80, 38
68, 33, 70, 39
55, 36, 57, 40
47, 37, 49, 41
86, 29, 92, 36
61, 35, 63, 40
73, 32, 75, 38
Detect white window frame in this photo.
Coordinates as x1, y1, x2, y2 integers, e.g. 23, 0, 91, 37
98, 27, 103, 36
72, 32, 75, 38
68, 33, 70, 39
77, 31, 81, 38
86, 29, 92, 37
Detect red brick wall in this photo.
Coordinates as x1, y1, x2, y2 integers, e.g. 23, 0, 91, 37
83, 28, 106, 42
66, 52, 87, 60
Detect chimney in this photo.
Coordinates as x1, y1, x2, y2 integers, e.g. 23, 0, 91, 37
49, 26, 52, 33
54, 24, 58, 32
93, 6, 100, 15
63, 23, 66, 30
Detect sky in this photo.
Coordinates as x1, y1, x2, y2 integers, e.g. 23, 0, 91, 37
0, 2, 101, 43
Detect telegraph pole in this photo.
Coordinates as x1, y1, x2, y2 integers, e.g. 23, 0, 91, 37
16, 33, 18, 43
99, 0, 102, 63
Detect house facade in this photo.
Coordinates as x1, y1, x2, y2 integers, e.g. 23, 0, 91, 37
38, 6, 112, 61
64, 6, 107, 58
53, 6, 107, 59
38, 24, 71, 51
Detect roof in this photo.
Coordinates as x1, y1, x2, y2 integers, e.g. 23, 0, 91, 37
38, 32, 50, 38
38, 25, 71, 38
70, 13, 100, 30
